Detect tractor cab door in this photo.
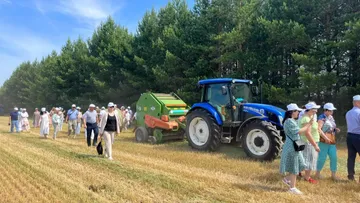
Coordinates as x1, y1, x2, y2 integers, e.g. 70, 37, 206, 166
203, 83, 234, 123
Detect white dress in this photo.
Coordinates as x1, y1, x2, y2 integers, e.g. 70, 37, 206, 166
40, 113, 50, 137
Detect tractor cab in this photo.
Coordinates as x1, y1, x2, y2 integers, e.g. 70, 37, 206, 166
200, 78, 256, 124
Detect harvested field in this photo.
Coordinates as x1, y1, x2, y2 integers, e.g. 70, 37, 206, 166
0, 117, 359, 203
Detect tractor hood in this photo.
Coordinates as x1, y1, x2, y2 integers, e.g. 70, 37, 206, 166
243, 103, 286, 127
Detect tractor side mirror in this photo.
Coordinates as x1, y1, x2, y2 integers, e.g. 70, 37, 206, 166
251, 86, 259, 96
221, 86, 227, 95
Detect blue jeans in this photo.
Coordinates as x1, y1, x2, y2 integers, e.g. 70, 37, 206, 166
10, 120, 19, 133
317, 142, 337, 172
86, 122, 99, 146
347, 133, 360, 178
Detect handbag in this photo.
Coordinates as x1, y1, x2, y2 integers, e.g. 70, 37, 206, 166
96, 139, 103, 155
320, 132, 336, 144
286, 135, 306, 151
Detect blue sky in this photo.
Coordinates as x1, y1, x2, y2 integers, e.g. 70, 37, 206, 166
0, 0, 195, 86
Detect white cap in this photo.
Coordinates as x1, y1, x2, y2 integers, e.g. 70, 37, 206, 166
14, 107, 18, 111
353, 95, 360, 101
101, 106, 105, 110
286, 103, 303, 111
305, 102, 320, 110
128, 106, 130, 109
71, 104, 76, 108
23, 108, 26, 111
55, 107, 60, 111
89, 104, 96, 108
323, 103, 337, 110
76, 107, 80, 110
41, 107, 46, 112
108, 102, 115, 107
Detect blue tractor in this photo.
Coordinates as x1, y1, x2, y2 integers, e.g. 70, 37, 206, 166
185, 78, 285, 161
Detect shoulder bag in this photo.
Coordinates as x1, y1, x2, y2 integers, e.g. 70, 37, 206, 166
286, 135, 306, 151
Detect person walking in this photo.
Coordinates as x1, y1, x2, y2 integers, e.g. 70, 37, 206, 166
52, 108, 61, 140
280, 103, 312, 195
9, 107, 20, 133
18, 108, 23, 132
75, 107, 83, 136
316, 103, 340, 180
65, 104, 79, 137
345, 95, 360, 181
20, 108, 30, 132
83, 104, 99, 147
58, 107, 64, 131
99, 102, 121, 160
33, 108, 41, 128
39, 108, 50, 138
298, 102, 321, 184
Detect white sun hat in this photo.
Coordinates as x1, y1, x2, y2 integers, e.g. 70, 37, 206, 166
71, 104, 76, 108
14, 107, 18, 111
323, 103, 337, 110
353, 95, 360, 101
41, 107, 46, 112
287, 103, 303, 111
305, 102, 321, 110
89, 104, 96, 108
108, 102, 115, 107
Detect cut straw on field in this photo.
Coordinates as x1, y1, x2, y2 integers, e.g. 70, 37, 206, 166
0, 117, 359, 203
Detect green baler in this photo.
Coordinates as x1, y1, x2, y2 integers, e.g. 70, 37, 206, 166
135, 92, 190, 144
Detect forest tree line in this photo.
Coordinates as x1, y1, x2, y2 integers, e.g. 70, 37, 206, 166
1, 0, 360, 124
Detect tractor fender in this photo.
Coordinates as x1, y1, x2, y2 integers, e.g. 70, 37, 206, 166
188, 103, 223, 125
236, 116, 266, 142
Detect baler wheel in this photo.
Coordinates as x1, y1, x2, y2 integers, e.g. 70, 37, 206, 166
135, 127, 149, 143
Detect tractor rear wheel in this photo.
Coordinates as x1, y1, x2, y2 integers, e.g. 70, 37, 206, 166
186, 109, 221, 151
135, 127, 149, 143
241, 120, 282, 161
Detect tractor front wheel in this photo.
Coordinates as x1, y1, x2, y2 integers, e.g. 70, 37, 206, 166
135, 127, 149, 143
241, 120, 282, 161
186, 109, 221, 151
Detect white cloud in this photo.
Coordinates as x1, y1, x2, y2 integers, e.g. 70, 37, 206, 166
34, 0, 123, 28
0, 0, 11, 5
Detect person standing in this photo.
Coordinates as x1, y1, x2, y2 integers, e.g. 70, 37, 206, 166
18, 108, 23, 132
40, 108, 50, 138
99, 102, 121, 160
345, 95, 360, 181
33, 108, 41, 128
316, 103, 340, 180
65, 104, 79, 137
83, 104, 99, 147
75, 107, 83, 136
280, 103, 312, 195
58, 107, 64, 131
9, 107, 20, 133
20, 108, 30, 132
298, 102, 321, 184
52, 108, 61, 140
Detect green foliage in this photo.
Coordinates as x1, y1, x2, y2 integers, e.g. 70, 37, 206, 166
0, 0, 360, 124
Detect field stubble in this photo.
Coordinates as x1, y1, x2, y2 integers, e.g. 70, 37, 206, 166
0, 117, 359, 203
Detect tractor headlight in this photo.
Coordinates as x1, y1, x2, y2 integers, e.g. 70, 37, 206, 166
278, 115, 284, 124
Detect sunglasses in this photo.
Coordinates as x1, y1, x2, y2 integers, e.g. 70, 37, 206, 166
109, 106, 114, 108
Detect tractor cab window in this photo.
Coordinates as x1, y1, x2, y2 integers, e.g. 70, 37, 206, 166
204, 83, 232, 122
231, 83, 252, 104
204, 83, 230, 106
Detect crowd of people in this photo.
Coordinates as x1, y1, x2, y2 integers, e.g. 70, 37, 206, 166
8, 103, 136, 160
280, 95, 360, 195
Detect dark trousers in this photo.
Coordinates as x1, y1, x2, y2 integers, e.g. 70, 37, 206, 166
86, 122, 99, 146
347, 133, 360, 179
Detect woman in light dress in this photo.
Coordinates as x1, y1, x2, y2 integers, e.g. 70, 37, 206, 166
20, 108, 30, 132
39, 108, 50, 138
33, 108, 41, 128
75, 107, 82, 136
58, 107, 65, 131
